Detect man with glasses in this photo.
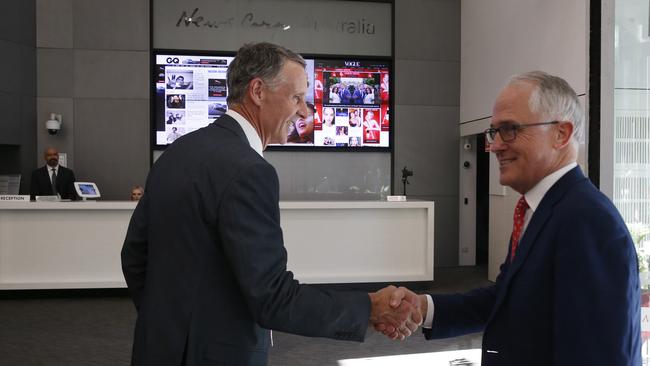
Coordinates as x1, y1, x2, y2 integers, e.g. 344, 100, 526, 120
379, 71, 640, 365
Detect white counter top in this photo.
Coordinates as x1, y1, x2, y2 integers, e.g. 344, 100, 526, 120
0, 201, 137, 210
0, 200, 434, 289
0, 200, 430, 210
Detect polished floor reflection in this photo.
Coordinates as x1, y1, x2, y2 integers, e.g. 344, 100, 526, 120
338, 348, 481, 366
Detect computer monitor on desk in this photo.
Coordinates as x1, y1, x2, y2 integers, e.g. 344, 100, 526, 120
74, 182, 100, 201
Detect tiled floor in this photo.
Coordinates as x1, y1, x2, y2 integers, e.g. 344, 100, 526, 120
269, 266, 490, 365
0, 266, 490, 366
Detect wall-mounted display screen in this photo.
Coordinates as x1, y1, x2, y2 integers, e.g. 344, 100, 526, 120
153, 54, 234, 146
311, 59, 390, 148
153, 53, 391, 150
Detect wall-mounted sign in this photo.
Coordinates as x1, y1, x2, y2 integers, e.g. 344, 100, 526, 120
0, 195, 30, 202
153, 0, 392, 56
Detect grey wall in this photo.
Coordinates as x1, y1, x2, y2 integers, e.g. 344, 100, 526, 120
393, 0, 460, 266
153, 0, 392, 56
36, 0, 150, 200
460, 0, 587, 279
266, 151, 391, 201
0, 1, 37, 192
34, 0, 460, 266
261, 0, 462, 267
151, 0, 395, 203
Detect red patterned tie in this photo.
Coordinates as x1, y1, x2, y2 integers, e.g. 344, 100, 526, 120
510, 196, 529, 260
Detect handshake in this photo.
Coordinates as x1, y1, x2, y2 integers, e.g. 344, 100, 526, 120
368, 286, 426, 340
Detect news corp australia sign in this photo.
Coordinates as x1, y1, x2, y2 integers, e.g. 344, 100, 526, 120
175, 8, 379, 35
153, 0, 391, 56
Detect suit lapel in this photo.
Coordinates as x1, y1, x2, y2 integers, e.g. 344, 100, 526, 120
41, 166, 49, 182
56, 167, 66, 191
489, 167, 588, 320
502, 206, 553, 285
41, 166, 53, 194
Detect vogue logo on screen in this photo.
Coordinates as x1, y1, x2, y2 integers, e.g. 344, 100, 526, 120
175, 8, 377, 35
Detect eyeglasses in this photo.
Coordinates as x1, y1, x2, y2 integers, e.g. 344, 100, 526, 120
484, 121, 559, 144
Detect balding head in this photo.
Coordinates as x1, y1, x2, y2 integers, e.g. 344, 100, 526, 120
44, 147, 59, 167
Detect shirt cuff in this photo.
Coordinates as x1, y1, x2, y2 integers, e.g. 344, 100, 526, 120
423, 294, 434, 329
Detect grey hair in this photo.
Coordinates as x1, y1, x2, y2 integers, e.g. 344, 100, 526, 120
226, 42, 306, 105
508, 71, 584, 143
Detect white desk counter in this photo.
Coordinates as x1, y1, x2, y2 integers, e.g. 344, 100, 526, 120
0, 200, 434, 289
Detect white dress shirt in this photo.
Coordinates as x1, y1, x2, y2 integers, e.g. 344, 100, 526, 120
225, 110, 264, 157
47, 164, 59, 181
422, 162, 578, 329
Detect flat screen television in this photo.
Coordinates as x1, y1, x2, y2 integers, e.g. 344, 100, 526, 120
152, 52, 392, 151
310, 58, 390, 149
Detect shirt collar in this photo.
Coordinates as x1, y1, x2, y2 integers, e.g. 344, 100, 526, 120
226, 110, 264, 157
524, 162, 577, 213
47, 164, 59, 171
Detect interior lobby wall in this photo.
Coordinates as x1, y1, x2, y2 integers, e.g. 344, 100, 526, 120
34, 0, 461, 266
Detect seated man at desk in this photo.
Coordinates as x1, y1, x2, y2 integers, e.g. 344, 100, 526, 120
30, 147, 77, 200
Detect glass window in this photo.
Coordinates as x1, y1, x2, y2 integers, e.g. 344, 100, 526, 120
610, 0, 650, 360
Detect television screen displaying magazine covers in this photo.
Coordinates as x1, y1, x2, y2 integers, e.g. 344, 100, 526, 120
153, 52, 392, 150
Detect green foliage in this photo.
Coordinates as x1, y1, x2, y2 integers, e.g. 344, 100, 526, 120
628, 222, 650, 289
629, 222, 650, 246
328, 77, 340, 85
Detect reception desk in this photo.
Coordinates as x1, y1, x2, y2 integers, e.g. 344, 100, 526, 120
0, 201, 434, 290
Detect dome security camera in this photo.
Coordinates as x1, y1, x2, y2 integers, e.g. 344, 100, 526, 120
46, 113, 62, 135
463, 139, 472, 151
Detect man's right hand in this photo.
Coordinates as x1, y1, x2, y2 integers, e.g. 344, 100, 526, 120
371, 286, 427, 340
368, 286, 423, 340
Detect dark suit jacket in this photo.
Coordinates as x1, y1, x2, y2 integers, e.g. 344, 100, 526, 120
30, 165, 77, 200
424, 167, 641, 365
340, 89, 352, 104
352, 90, 364, 104
121, 115, 370, 366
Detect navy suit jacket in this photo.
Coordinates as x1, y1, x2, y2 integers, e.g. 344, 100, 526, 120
352, 90, 364, 104
121, 115, 370, 366
424, 166, 641, 365
30, 165, 77, 200
340, 89, 352, 104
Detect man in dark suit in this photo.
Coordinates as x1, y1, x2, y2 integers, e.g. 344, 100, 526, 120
340, 85, 352, 104
351, 85, 364, 105
380, 71, 641, 364
30, 147, 77, 200
121, 43, 421, 366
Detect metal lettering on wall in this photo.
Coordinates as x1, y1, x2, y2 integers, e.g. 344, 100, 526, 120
154, 0, 391, 56
176, 8, 377, 35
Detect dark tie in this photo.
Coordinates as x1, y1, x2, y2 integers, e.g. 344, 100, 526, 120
510, 196, 529, 260
51, 168, 58, 196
